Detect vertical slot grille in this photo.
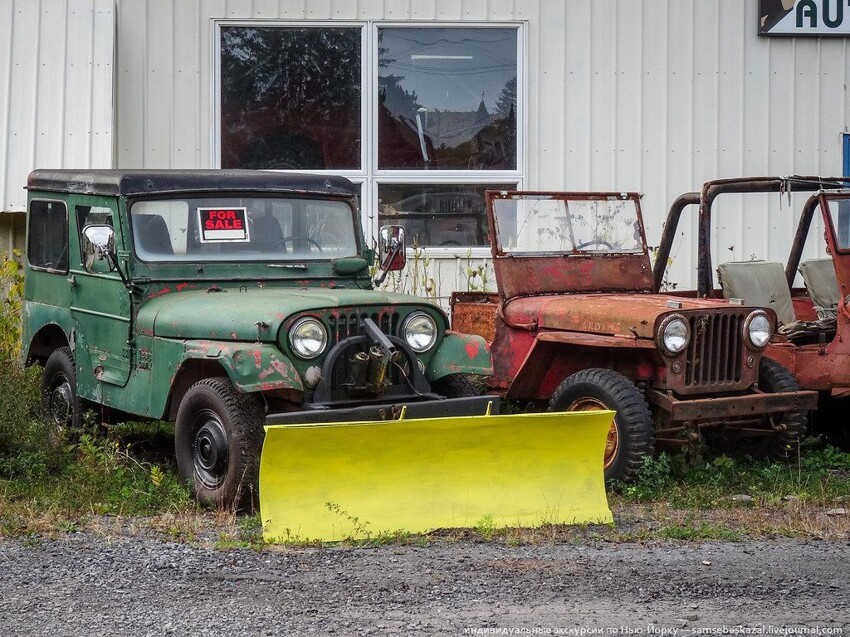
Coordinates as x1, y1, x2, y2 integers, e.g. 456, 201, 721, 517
327, 310, 400, 345
685, 312, 744, 387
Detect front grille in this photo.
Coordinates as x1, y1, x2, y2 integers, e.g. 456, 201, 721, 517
685, 312, 745, 387
327, 310, 400, 345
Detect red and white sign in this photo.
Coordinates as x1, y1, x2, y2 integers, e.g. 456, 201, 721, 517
198, 207, 250, 242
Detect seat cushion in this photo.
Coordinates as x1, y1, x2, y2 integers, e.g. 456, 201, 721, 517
799, 258, 839, 316
716, 261, 796, 326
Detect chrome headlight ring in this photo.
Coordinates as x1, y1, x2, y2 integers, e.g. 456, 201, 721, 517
657, 314, 690, 356
744, 310, 773, 350
288, 316, 328, 359
401, 311, 438, 353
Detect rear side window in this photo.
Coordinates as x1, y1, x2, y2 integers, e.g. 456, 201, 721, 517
28, 200, 69, 272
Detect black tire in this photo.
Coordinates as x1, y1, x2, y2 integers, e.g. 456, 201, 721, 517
432, 373, 483, 398
750, 358, 805, 461
175, 378, 265, 510
548, 368, 654, 483
40, 347, 81, 444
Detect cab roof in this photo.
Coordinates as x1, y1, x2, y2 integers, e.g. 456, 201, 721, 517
26, 169, 358, 198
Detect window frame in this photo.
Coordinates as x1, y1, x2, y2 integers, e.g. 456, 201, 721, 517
212, 19, 525, 257
27, 198, 69, 274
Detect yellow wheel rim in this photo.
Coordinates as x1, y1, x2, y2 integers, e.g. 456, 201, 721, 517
567, 397, 619, 469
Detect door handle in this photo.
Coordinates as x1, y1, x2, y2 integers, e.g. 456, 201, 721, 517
66, 275, 76, 286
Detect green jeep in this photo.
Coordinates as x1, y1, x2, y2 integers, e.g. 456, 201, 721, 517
21, 169, 494, 507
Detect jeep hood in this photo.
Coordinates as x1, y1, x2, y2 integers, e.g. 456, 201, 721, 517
136, 288, 442, 341
503, 294, 749, 339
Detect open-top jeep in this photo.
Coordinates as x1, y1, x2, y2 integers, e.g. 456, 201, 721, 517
451, 190, 818, 481
655, 176, 850, 427
21, 169, 494, 507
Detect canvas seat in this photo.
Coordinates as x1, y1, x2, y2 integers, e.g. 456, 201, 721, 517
716, 261, 796, 326
798, 258, 839, 319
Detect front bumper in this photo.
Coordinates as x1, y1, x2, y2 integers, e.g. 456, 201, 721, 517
646, 388, 818, 423
265, 395, 498, 426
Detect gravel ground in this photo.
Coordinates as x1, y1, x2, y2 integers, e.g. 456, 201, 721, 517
1, 534, 848, 636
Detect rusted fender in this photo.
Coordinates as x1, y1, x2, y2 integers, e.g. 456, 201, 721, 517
535, 332, 657, 348
427, 332, 493, 381
183, 340, 304, 393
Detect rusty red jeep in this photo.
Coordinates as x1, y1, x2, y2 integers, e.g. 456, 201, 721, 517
655, 176, 850, 433
452, 190, 818, 482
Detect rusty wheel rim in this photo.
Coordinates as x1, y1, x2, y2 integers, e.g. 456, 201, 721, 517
567, 397, 619, 469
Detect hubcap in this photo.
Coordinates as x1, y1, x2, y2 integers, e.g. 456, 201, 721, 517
567, 397, 619, 469
192, 411, 229, 488
48, 376, 73, 427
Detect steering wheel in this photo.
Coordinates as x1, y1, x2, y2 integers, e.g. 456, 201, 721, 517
575, 239, 615, 250
278, 235, 323, 252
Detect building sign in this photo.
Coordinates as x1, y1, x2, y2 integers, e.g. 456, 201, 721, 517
760, 0, 850, 36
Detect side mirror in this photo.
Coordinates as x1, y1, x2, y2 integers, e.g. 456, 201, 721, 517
378, 225, 406, 272
81, 224, 116, 273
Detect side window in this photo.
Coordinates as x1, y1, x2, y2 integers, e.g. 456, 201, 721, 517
76, 205, 115, 265
28, 200, 69, 273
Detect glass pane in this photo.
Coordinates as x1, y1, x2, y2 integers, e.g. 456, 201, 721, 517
378, 184, 514, 247
131, 197, 359, 262
27, 200, 68, 272
828, 198, 850, 251
220, 27, 361, 170
378, 28, 517, 170
493, 196, 643, 254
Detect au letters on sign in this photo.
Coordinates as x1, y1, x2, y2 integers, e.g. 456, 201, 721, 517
760, 0, 850, 35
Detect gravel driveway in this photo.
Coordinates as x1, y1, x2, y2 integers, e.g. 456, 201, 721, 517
1, 534, 848, 636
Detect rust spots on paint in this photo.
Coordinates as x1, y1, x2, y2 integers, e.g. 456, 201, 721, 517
253, 350, 262, 368
148, 287, 171, 299
465, 340, 480, 360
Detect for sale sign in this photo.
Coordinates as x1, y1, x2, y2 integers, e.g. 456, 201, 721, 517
760, 0, 850, 36
198, 207, 250, 242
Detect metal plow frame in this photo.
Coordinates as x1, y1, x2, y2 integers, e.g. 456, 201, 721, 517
260, 410, 614, 542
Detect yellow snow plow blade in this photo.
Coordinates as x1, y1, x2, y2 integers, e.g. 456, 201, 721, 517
259, 410, 613, 542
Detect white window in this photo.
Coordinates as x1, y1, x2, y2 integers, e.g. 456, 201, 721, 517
215, 22, 523, 252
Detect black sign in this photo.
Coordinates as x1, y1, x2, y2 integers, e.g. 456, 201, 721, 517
198, 207, 249, 242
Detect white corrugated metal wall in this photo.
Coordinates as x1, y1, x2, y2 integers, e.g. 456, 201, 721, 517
0, 0, 114, 217
105, 0, 848, 290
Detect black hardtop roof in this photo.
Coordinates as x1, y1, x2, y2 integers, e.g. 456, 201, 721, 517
26, 169, 358, 198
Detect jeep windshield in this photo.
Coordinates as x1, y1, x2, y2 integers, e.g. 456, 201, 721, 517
130, 195, 359, 262
491, 193, 644, 255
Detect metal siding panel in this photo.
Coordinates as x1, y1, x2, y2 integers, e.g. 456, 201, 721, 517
717, 0, 745, 266
819, 39, 845, 174
615, 0, 643, 191
116, 0, 146, 167
411, 0, 437, 19
64, 0, 94, 167
385, 0, 411, 20
589, 0, 615, 190
144, 0, 174, 167
305, 0, 332, 19
173, 0, 202, 167
640, 0, 668, 260
91, 0, 115, 168
536, 0, 565, 188
794, 41, 820, 173
0, 0, 12, 210
462, 0, 488, 21
563, 0, 591, 189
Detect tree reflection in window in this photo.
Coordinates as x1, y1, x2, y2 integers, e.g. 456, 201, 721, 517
378, 28, 517, 170
220, 27, 361, 170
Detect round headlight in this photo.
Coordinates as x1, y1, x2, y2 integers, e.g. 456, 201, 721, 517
289, 317, 328, 359
660, 316, 690, 355
745, 311, 772, 349
402, 312, 437, 353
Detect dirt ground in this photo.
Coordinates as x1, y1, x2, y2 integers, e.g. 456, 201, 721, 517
0, 532, 847, 637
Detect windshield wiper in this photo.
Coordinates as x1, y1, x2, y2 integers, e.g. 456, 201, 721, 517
267, 263, 309, 270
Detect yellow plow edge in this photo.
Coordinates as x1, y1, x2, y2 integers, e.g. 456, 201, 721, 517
259, 410, 614, 542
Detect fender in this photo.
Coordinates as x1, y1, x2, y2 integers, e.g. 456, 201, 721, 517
506, 332, 658, 400
183, 340, 304, 393
427, 331, 493, 381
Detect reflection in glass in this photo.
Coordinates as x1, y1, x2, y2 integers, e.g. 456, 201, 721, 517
828, 199, 850, 251
378, 183, 514, 247
220, 27, 361, 170
131, 197, 358, 262
378, 28, 517, 170
493, 196, 643, 254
